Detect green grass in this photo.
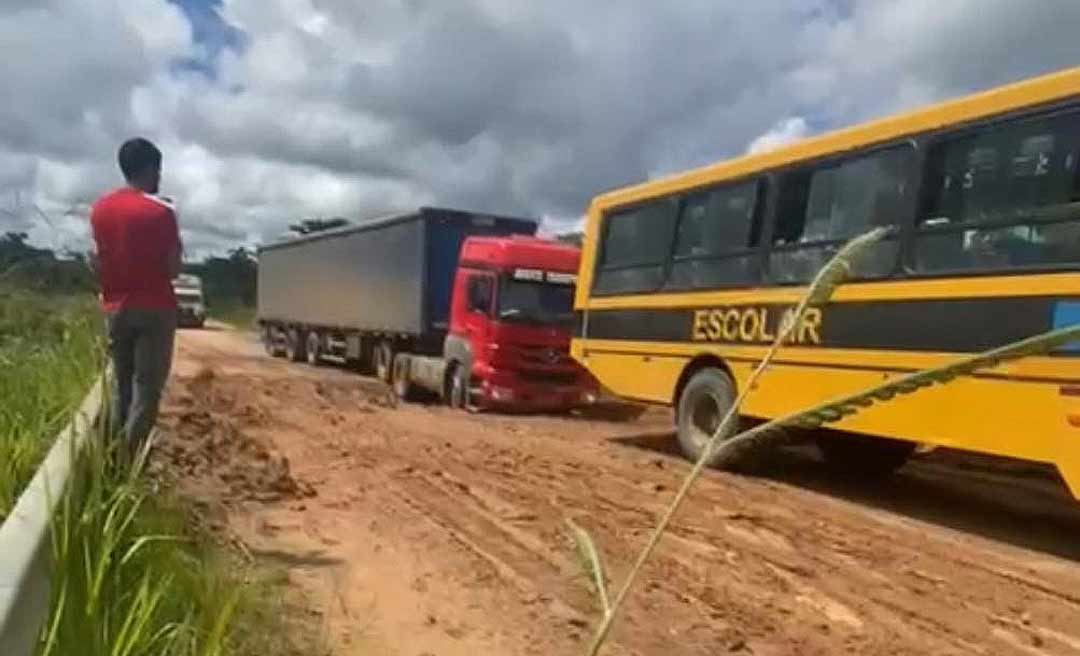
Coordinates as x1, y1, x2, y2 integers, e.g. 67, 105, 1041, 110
207, 300, 256, 330
0, 288, 101, 520
41, 438, 329, 656
0, 287, 328, 655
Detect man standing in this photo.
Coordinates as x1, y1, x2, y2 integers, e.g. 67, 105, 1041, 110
90, 138, 182, 453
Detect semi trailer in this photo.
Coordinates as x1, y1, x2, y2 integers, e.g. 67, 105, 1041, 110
256, 207, 598, 411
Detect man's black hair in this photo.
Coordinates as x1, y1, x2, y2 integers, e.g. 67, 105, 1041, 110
117, 138, 162, 181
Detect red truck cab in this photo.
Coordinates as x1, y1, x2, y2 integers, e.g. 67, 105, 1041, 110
445, 236, 598, 411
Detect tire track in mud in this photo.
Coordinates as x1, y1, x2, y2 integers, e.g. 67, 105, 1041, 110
381, 406, 1080, 655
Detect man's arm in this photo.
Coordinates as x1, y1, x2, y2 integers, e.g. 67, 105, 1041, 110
165, 207, 182, 280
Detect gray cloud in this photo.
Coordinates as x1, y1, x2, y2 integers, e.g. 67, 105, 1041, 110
1, 0, 1079, 258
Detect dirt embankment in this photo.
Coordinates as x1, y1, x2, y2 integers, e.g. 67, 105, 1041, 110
154, 326, 1080, 656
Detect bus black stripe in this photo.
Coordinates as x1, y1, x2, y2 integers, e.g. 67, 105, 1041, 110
577, 297, 1059, 353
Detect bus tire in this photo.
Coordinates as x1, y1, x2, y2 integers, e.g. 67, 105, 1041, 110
285, 328, 306, 362
305, 331, 321, 365
374, 340, 394, 383
676, 368, 742, 468
815, 433, 916, 476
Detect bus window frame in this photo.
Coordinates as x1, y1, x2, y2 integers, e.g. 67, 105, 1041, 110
591, 196, 681, 297
587, 99, 1080, 299
662, 176, 769, 292
902, 100, 1080, 279
762, 139, 921, 286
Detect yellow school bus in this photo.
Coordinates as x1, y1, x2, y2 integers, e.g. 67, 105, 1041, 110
571, 67, 1080, 498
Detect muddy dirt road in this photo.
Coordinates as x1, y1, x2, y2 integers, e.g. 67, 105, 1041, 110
158, 325, 1080, 655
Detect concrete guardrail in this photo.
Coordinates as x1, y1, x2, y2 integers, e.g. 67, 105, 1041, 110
0, 377, 106, 656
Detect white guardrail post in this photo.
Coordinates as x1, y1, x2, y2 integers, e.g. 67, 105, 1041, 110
0, 376, 106, 655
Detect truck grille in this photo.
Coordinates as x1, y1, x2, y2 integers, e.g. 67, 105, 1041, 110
517, 346, 571, 366
516, 370, 579, 385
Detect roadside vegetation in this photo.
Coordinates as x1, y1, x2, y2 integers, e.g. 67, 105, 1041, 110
0, 287, 100, 520
42, 438, 328, 656
1, 281, 324, 654
208, 300, 257, 330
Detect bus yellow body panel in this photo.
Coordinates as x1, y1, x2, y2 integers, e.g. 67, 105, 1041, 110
574, 335, 1080, 496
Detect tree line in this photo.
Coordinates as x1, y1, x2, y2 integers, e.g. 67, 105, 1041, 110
1, 214, 583, 305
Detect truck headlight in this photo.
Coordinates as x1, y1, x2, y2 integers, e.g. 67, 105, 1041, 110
581, 391, 598, 405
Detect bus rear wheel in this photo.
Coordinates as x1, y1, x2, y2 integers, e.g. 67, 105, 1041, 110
815, 433, 916, 476
676, 368, 741, 468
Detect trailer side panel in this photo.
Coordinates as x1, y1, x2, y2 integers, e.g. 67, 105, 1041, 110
257, 216, 424, 333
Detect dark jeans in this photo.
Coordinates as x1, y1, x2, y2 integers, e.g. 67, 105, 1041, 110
106, 307, 176, 450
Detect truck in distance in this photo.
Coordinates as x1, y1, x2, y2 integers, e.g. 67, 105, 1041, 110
256, 207, 597, 412
173, 273, 206, 328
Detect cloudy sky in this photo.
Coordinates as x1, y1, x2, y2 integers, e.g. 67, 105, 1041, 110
2, 0, 1078, 259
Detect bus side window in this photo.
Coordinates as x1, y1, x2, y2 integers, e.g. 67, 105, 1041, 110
667, 180, 762, 289
769, 146, 911, 283
915, 108, 1080, 273
592, 199, 678, 295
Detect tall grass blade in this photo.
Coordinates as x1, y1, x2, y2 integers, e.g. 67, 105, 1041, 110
199, 589, 240, 656
585, 227, 890, 654
707, 226, 892, 460
566, 519, 611, 617
715, 323, 1080, 455
119, 535, 187, 567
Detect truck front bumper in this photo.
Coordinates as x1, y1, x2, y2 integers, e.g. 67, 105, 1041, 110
476, 378, 598, 412
177, 308, 205, 327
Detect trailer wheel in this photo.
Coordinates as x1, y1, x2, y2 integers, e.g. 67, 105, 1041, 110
815, 433, 916, 476
262, 326, 276, 357
305, 331, 321, 365
285, 328, 307, 362
391, 354, 416, 401
676, 367, 742, 468
447, 363, 468, 409
374, 340, 394, 382
347, 339, 373, 374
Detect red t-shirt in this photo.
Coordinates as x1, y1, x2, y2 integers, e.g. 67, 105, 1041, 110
90, 188, 180, 312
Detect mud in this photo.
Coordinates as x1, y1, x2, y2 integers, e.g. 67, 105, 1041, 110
153, 364, 317, 505
156, 324, 1080, 656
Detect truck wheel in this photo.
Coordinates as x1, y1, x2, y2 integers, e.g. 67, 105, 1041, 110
447, 364, 468, 409
391, 354, 415, 401
306, 332, 321, 365
676, 368, 742, 468
285, 328, 307, 362
375, 341, 394, 382
815, 433, 916, 476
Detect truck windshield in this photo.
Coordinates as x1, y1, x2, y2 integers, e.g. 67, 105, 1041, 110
497, 278, 575, 326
